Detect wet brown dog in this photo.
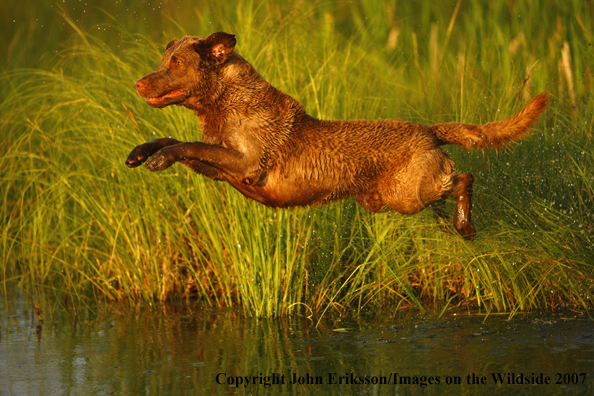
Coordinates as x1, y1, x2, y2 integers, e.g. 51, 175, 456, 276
126, 32, 548, 240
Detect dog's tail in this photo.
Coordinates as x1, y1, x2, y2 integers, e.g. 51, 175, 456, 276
429, 92, 549, 149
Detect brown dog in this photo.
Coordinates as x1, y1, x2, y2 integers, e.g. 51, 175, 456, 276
126, 32, 548, 240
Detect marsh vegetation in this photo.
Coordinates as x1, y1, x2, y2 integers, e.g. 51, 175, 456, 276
1, 0, 593, 318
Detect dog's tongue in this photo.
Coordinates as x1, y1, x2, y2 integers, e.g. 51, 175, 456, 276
147, 89, 186, 105
151, 89, 186, 100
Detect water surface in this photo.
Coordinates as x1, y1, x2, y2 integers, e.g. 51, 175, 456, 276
1, 295, 592, 395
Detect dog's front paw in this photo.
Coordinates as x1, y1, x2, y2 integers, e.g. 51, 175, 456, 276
125, 143, 154, 168
144, 149, 178, 171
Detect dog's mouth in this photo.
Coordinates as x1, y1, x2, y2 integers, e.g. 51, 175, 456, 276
146, 89, 188, 108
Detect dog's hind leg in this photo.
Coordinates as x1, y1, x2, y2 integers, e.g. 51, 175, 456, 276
445, 173, 476, 240
354, 189, 389, 213
376, 149, 477, 240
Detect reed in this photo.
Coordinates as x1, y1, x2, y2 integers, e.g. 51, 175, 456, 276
1, 0, 593, 317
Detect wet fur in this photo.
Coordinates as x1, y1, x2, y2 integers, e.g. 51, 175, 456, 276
126, 32, 549, 240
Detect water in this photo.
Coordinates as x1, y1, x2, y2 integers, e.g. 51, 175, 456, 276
1, 295, 593, 395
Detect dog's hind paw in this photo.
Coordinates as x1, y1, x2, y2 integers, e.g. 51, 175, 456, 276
456, 222, 476, 241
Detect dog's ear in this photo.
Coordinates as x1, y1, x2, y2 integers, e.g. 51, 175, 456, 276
194, 32, 236, 63
165, 39, 178, 50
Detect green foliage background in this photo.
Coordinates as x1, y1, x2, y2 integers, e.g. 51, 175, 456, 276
1, 0, 593, 317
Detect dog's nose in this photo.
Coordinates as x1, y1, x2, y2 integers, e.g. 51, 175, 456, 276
135, 79, 147, 96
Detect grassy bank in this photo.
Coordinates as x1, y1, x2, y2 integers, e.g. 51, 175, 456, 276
1, 0, 593, 317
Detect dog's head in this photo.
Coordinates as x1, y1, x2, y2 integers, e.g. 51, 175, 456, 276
135, 32, 237, 109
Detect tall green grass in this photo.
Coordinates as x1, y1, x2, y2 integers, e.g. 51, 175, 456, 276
1, 0, 593, 317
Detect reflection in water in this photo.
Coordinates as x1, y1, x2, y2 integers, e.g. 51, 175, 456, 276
1, 294, 593, 395
34, 299, 43, 343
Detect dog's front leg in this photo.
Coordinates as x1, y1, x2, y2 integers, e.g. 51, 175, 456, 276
143, 141, 248, 176
125, 137, 183, 168
177, 159, 223, 180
